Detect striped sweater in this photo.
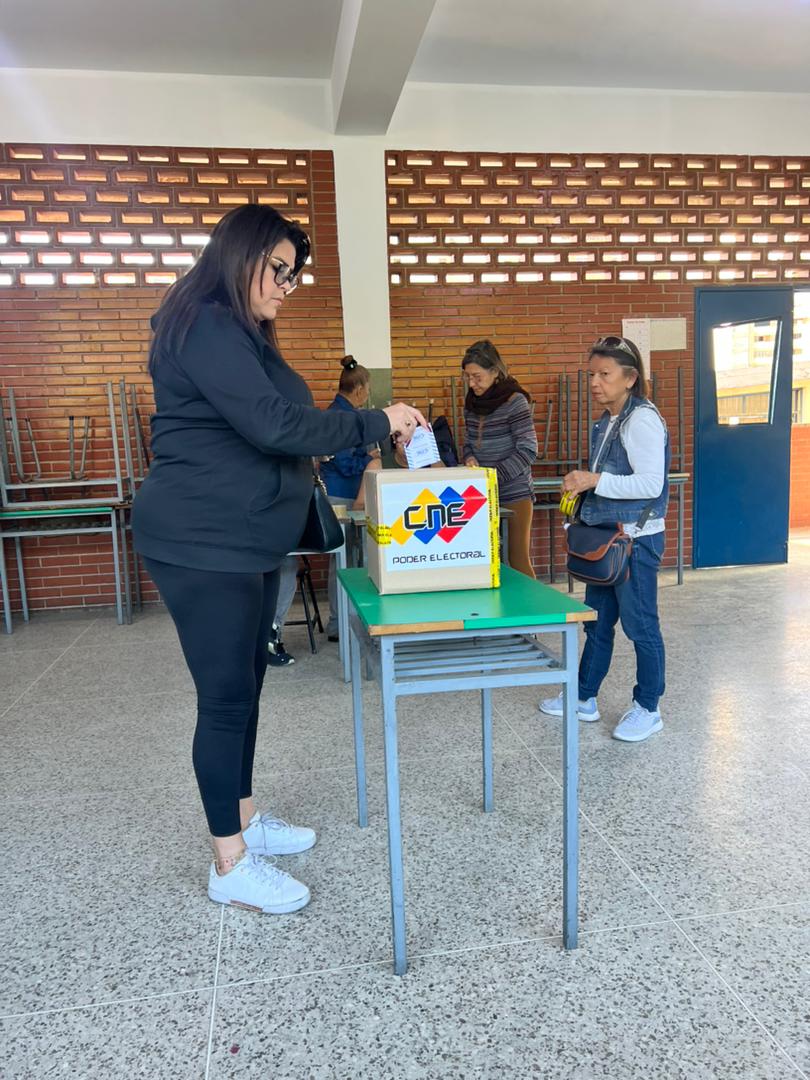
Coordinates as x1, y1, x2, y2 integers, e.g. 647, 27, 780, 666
462, 393, 538, 504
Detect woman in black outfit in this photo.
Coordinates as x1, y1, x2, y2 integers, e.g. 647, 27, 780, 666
132, 204, 424, 914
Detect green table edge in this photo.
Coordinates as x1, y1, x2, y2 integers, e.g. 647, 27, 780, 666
1, 505, 116, 519
338, 565, 595, 633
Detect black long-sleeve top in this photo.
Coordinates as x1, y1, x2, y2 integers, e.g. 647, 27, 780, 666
132, 303, 391, 571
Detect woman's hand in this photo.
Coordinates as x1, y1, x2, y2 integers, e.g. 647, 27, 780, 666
368, 447, 382, 460
465, 455, 479, 468
562, 470, 600, 495
353, 458, 382, 510
383, 402, 428, 445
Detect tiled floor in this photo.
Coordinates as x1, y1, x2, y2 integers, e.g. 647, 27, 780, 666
2, 543, 810, 1079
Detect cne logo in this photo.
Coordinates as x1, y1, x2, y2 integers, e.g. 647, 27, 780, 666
389, 484, 487, 546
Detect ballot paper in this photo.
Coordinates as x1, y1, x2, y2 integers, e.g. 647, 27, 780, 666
404, 425, 441, 469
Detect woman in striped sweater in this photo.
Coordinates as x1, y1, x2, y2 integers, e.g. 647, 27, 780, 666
461, 340, 538, 577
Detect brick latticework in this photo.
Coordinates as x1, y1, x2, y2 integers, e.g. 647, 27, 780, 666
385, 149, 810, 578
0, 145, 344, 612
386, 151, 810, 288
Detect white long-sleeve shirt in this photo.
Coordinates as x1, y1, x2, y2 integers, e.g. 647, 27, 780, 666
592, 408, 666, 537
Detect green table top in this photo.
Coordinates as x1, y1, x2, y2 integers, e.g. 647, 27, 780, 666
0, 505, 115, 519
338, 566, 595, 636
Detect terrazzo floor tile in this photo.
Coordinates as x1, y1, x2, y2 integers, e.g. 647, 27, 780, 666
679, 902, 810, 1073
215, 750, 664, 987
3, 552, 808, 1078
0, 607, 100, 653
0, 647, 75, 703
0, 691, 195, 797
75, 603, 179, 647
208, 924, 800, 1080
1, 793, 221, 1011
0, 990, 212, 1080
537, 738, 810, 918
16, 639, 193, 703
263, 688, 526, 774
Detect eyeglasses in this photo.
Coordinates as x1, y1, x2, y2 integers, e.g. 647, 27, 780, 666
591, 336, 638, 363
263, 254, 299, 293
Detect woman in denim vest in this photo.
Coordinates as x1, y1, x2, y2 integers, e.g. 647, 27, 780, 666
540, 336, 670, 742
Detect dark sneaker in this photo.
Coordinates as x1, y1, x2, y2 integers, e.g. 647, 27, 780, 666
268, 624, 295, 667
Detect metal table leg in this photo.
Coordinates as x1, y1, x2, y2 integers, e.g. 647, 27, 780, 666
0, 535, 11, 634
109, 509, 124, 626
118, 508, 132, 625
349, 625, 368, 828
380, 637, 407, 975
14, 537, 29, 622
677, 481, 684, 586
561, 624, 579, 949
337, 530, 350, 683
481, 686, 494, 812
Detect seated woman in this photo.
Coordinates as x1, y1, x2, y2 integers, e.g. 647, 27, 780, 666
540, 335, 669, 743
461, 340, 538, 577
319, 355, 381, 640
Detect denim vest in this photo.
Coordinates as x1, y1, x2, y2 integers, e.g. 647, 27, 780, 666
580, 395, 670, 526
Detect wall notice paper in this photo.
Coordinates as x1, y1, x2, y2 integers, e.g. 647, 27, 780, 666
363, 466, 500, 594
621, 318, 651, 376
650, 317, 687, 352
403, 424, 441, 469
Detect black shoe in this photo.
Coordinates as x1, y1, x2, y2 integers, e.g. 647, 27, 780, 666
268, 642, 295, 666
327, 632, 339, 643
268, 624, 295, 667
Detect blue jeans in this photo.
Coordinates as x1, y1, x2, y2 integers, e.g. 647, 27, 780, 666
578, 532, 666, 712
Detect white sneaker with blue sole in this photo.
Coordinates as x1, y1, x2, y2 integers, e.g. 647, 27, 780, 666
539, 691, 600, 722
612, 702, 663, 743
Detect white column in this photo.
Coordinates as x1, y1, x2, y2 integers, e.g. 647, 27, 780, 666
332, 138, 392, 376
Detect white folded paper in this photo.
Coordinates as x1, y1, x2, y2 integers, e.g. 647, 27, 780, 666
404, 425, 441, 469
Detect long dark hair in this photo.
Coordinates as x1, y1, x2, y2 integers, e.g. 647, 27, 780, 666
149, 204, 310, 372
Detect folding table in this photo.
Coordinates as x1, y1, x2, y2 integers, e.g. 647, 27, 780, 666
338, 566, 596, 974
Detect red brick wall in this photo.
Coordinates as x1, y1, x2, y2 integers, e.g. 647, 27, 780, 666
386, 149, 810, 576
0, 144, 343, 614
790, 424, 810, 528
390, 281, 692, 575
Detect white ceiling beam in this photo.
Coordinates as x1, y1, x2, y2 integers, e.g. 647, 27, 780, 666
331, 0, 437, 134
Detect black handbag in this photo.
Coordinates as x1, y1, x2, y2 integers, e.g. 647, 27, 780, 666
565, 522, 633, 586
564, 501, 657, 587
297, 473, 345, 553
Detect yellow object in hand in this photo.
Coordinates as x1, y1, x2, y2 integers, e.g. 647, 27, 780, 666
559, 490, 581, 517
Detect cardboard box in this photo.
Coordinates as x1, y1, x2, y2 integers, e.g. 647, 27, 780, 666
364, 467, 500, 595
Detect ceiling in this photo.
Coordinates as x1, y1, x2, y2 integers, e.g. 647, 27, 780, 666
1, 0, 809, 135
0, 0, 343, 78
1, 0, 809, 93
413, 0, 810, 93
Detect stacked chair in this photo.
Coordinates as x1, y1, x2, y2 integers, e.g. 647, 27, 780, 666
0, 380, 148, 633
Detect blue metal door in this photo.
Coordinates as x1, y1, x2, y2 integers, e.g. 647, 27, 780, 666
694, 287, 794, 568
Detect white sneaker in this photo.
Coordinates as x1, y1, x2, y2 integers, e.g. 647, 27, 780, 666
612, 701, 663, 743
242, 811, 316, 856
208, 852, 310, 914
539, 692, 600, 722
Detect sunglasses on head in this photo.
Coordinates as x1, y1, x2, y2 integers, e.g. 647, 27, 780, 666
591, 336, 639, 363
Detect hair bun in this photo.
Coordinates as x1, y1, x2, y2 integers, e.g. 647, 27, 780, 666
341, 354, 358, 371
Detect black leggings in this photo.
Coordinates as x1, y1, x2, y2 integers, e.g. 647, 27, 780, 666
143, 557, 280, 837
